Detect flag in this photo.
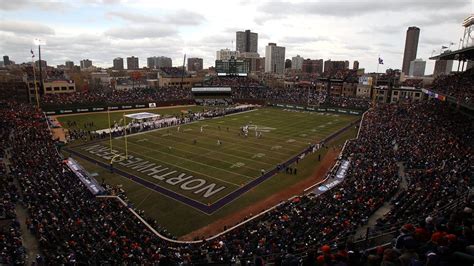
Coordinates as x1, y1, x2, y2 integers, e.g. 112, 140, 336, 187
31, 49, 35, 58
378, 57, 384, 64
441, 46, 448, 49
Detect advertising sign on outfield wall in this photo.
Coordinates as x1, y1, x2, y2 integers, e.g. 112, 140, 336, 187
270, 103, 362, 115
46, 103, 161, 115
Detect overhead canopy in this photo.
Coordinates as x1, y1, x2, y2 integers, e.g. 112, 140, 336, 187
124, 112, 160, 120
429, 46, 474, 61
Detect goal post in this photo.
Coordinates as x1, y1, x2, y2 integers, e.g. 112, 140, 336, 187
107, 108, 129, 171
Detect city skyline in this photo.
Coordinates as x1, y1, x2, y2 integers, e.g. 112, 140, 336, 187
0, 0, 470, 73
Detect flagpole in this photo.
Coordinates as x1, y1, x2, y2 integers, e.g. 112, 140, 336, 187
31, 51, 40, 109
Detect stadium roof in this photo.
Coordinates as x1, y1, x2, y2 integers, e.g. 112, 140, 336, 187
429, 46, 474, 61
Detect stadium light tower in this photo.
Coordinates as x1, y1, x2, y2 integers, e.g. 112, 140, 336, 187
461, 14, 474, 49
34, 38, 46, 100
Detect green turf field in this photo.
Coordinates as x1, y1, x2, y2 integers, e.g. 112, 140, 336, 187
63, 107, 359, 236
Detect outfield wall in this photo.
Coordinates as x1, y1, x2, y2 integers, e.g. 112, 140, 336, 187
42, 99, 194, 115
268, 103, 365, 115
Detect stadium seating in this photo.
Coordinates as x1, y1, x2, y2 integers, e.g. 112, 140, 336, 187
430, 68, 474, 105
39, 76, 372, 110
1, 92, 473, 264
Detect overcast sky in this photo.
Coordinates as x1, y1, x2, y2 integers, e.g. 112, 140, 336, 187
0, 0, 471, 73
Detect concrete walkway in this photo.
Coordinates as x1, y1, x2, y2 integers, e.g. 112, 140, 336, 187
354, 162, 407, 239
15, 204, 41, 265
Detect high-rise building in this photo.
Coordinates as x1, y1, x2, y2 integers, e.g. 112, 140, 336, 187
433, 60, 453, 76
80, 59, 92, 69
302, 59, 324, 74
147, 57, 156, 69
65, 61, 74, 69
291, 55, 304, 70
402, 26, 420, 75
236, 30, 258, 53
146, 56, 172, 69
265, 43, 285, 74
127, 56, 139, 70
285, 59, 292, 69
113, 57, 124, 70
187, 58, 203, 71
156, 56, 172, 68
216, 49, 240, 60
3, 55, 10, 66
408, 58, 426, 77
239, 52, 261, 73
324, 60, 347, 73
353, 60, 359, 70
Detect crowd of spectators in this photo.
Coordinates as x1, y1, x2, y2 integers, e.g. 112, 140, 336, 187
0, 107, 25, 265
40, 87, 192, 106
1, 95, 472, 264
3, 102, 203, 264
430, 68, 474, 105
159, 67, 190, 78
325, 96, 371, 109
39, 76, 371, 110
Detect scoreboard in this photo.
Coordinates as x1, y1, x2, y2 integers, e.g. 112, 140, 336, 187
215, 56, 249, 76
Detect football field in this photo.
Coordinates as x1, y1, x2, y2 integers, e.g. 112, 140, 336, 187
62, 107, 360, 236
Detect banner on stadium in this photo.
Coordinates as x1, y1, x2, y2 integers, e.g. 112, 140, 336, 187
149, 103, 157, 108
422, 89, 446, 101
66, 158, 105, 195
313, 160, 350, 196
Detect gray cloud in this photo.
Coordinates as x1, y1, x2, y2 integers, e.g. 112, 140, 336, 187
105, 25, 178, 39
0, 0, 69, 11
166, 10, 206, 25
408, 10, 467, 26
0, 20, 55, 35
82, 0, 122, 4
107, 9, 205, 25
106, 11, 161, 23
258, 0, 469, 18
280, 36, 330, 44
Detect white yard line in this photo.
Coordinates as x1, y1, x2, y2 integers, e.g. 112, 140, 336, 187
99, 145, 245, 186
123, 141, 255, 180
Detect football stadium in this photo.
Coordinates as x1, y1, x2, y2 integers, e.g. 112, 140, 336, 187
1, 2, 474, 265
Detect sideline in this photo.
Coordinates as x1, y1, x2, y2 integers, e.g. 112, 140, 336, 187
303, 110, 368, 192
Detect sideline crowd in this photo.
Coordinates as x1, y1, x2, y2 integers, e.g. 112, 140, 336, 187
0, 99, 472, 264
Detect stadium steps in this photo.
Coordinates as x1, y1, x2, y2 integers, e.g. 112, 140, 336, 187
14, 204, 42, 264
354, 162, 407, 239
